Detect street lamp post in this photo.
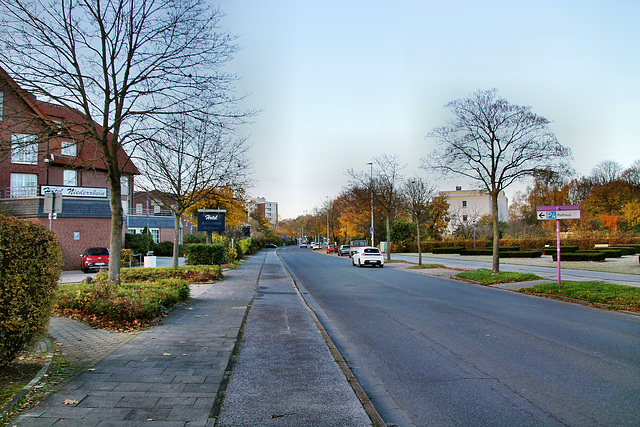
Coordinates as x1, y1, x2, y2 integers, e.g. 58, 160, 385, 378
326, 196, 330, 246
367, 162, 374, 247
473, 219, 477, 249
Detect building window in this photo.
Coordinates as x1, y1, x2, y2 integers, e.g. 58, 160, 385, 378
136, 203, 143, 214
11, 134, 38, 164
10, 173, 38, 197
60, 141, 77, 157
463, 215, 468, 222
63, 170, 78, 186
462, 201, 467, 207
121, 176, 129, 196
150, 228, 160, 243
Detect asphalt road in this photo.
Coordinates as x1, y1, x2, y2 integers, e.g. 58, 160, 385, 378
279, 246, 640, 426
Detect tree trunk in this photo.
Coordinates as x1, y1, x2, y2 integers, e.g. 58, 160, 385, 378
491, 191, 500, 274
108, 171, 123, 286
172, 210, 182, 268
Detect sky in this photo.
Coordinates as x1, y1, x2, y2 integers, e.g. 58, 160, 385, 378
216, 0, 640, 220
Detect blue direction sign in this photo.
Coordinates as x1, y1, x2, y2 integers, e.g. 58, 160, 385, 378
536, 205, 580, 220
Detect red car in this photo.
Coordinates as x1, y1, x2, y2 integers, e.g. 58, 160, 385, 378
326, 245, 336, 253
80, 247, 109, 273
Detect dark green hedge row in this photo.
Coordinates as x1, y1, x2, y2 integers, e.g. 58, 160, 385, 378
552, 251, 607, 262
541, 246, 580, 255
501, 250, 543, 258
605, 246, 637, 255
118, 265, 222, 283
183, 243, 227, 266
432, 247, 464, 254
460, 249, 493, 256
0, 215, 63, 367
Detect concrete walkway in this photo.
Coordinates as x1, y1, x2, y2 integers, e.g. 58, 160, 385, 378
14, 251, 373, 426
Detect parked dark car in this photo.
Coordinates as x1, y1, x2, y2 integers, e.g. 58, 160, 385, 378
266, 243, 277, 248
80, 247, 109, 273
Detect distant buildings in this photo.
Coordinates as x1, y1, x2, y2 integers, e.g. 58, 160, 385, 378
250, 197, 278, 224
439, 186, 509, 234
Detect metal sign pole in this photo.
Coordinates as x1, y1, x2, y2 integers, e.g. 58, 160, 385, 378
556, 216, 561, 287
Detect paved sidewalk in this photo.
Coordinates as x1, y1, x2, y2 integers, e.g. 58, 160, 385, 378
14, 253, 262, 426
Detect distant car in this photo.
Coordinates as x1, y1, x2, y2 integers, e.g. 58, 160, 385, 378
352, 246, 384, 268
312, 242, 321, 250
337, 245, 350, 256
266, 243, 277, 249
80, 247, 109, 273
299, 243, 307, 248
326, 245, 336, 253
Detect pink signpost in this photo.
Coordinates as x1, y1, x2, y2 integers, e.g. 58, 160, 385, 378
536, 205, 581, 286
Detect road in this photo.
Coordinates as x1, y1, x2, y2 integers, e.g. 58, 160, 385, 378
279, 246, 640, 426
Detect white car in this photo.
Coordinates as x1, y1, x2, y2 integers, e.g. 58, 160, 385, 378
352, 246, 384, 268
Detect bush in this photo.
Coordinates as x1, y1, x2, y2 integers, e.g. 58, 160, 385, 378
552, 251, 606, 262
125, 231, 154, 255
605, 246, 637, 255
501, 250, 543, 258
0, 215, 63, 367
56, 276, 190, 327
432, 247, 464, 254
117, 266, 222, 283
541, 246, 579, 256
460, 249, 493, 256
154, 241, 174, 257
183, 243, 227, 265
183, 233, 207, 244
591, 249, 623, 258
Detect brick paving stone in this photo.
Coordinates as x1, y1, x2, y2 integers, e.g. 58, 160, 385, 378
13, 253, 263, 426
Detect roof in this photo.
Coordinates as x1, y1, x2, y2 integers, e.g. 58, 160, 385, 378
0, 64, 139, 175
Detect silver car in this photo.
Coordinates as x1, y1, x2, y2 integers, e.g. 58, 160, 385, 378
352, 247, 384, 268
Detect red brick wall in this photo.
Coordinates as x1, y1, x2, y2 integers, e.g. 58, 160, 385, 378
28, 216, 112, 270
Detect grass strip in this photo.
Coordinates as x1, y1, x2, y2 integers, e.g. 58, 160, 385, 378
518, 281, 640, 312
456, 268, 543, 285
409, 264, 446, 269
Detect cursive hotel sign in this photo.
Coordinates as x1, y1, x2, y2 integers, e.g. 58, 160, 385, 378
197, 213, 225, 232
40, 185, 108, 198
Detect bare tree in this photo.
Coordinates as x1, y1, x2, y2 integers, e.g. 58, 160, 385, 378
135, 112, 251, 267
589, 160, 624, 185
402, 176, 437, 266
0, 0, 244, 282
424, 89, 571, 273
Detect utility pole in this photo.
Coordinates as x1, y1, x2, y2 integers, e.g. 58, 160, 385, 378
367, 162, 374, 247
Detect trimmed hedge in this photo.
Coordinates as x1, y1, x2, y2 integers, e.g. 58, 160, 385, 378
552, 251, 606, 262
606, 246, 637, 255
432, 247, 464, 254
460, 249, 493, 256
541, 246, 579, 256
592, 249, 623, 258
119, 265, 222, 283
183, 243, 227, 265
501, 250, 543, 258
0, 215, 63, 367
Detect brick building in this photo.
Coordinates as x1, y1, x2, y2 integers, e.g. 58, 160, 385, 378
0, 66, 139, 269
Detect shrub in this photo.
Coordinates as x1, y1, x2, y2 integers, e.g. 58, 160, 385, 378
116, 265, 222, 283
552, 251, 606, 262
184, 233, 207, 244
501, 250, 543, 258
591, 249, 623, 258
183, 243, 227, 265
460, 249, 493, 256
605, 246, 636, 255
121, 248, 135, 267
0, 215, 63, 367
432, 247, 464, 254
154, 241, 174, 257
125, 231, 154, 255
541, 246, 579, 256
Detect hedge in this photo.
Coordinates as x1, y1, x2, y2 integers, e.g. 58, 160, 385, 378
432, 247, 464, 254
183, 243, 227, 265
541, 246, 580, 256
118, 265, 222, 283
500, 250, 543, 258
460, 249, 493, 256
591, 249, 623, 258
0, 215, 63, 367
606, 246, 637, 255
552, 251, 607, 262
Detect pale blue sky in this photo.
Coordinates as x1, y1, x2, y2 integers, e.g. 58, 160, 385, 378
217, 0, 640, 219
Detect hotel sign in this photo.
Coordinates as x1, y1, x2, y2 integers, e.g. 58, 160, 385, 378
40, 185, 108, 198
197, 213, 226, 232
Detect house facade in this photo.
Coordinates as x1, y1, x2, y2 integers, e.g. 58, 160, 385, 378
250, 197, 278, 224
0, 66, 139, 269
439, 186, 509, 234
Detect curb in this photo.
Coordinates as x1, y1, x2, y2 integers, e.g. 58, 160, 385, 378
0, 336, 56, 419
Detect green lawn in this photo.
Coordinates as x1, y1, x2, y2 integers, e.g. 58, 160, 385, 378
455, 268, 543, 285
518, 281, 640, 312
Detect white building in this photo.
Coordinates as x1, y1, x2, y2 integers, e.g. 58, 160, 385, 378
439, 186, 508, 233
250, 197, 278, 224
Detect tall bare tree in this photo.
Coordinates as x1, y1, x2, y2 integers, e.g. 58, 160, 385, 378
402, 176, 437, 266
0, 0, 244, 282
424, 89, 571, 273
135, 112, 251, 268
